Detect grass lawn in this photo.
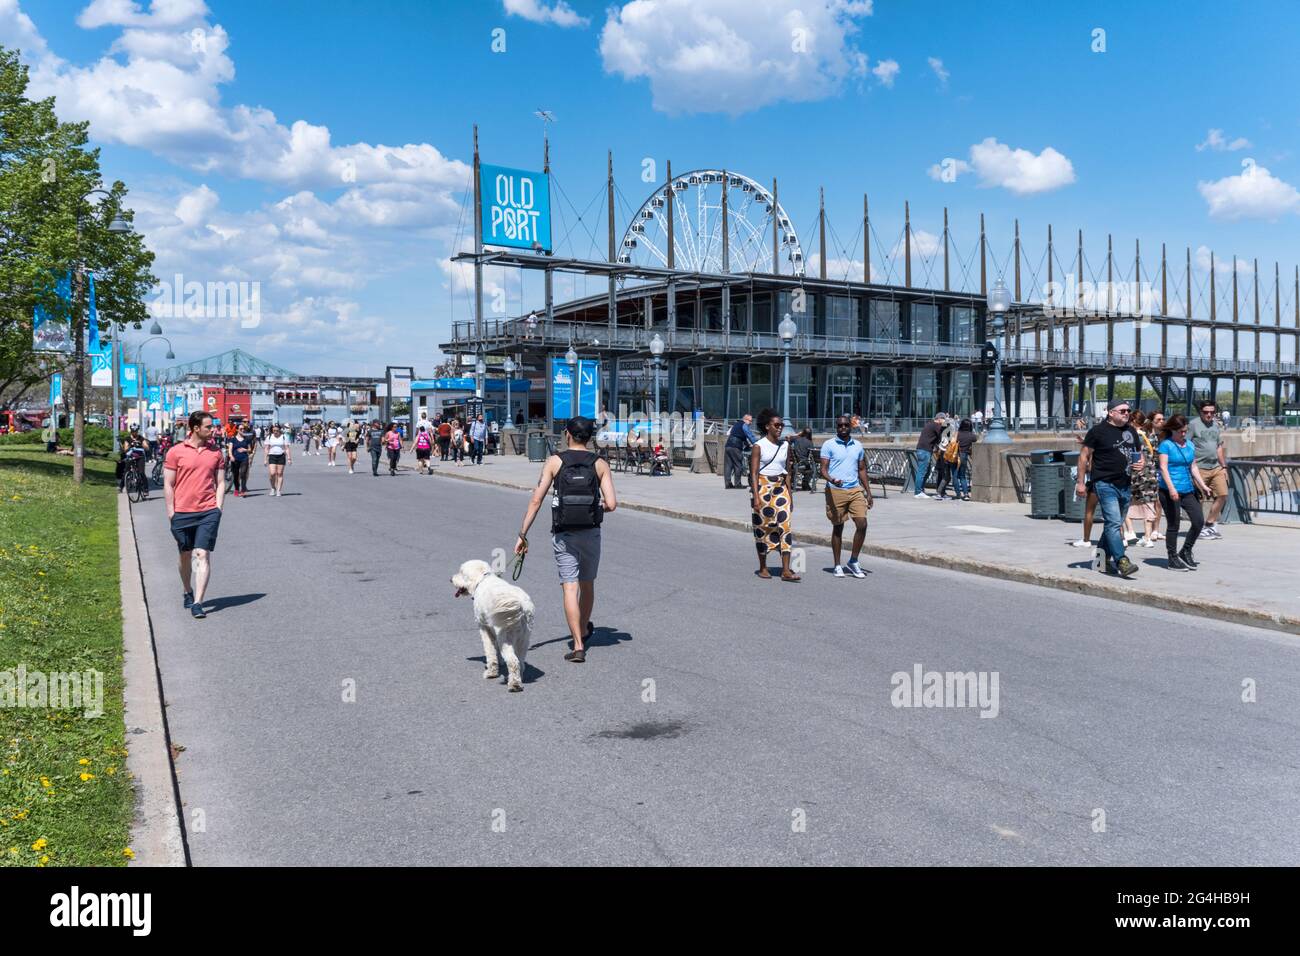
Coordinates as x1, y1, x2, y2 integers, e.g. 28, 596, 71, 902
0, 450, 134, 866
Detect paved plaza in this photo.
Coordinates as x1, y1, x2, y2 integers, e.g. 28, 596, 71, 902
127, 451, 1300, 865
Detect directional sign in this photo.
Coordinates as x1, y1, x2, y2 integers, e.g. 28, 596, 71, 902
578, 359, 599, 418
550, 357, 573, 420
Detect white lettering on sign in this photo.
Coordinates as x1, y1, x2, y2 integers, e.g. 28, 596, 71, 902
489, 173, 543, 243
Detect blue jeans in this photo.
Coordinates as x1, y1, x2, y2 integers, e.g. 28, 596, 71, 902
1092, 479, 1132, 564
472, 439, 484, 464
914, 449, 932, 494
954, 454, 971, 496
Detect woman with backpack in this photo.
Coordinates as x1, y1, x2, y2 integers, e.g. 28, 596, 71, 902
952, 418, 977, 501
749, 408, 800, 582
382, 422, 403, 475
413, 424, 434, 475
514, 416, 618, 664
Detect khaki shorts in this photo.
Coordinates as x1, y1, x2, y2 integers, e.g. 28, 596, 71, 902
1200, 465, 1228, 498
825, 485, 868, 524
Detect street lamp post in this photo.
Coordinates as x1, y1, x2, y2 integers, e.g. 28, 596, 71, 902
984, 279, 1013, 444
72, 189, 131, 482
649, 332, 665, 416
778, 313, 797, 438
502, 356, 515, 432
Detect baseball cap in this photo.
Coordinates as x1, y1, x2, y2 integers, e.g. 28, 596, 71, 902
1107, 397, 1131, 411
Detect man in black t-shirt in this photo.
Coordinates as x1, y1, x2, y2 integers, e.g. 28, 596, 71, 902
1076, 398, 1143, 577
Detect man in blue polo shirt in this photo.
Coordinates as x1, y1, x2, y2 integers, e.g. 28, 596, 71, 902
820, 415, 873, 578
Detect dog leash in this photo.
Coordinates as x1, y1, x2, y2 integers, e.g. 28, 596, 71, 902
512, 535, 527, 581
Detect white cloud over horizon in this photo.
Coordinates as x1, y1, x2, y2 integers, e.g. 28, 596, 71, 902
502, 0, 589, 28
931, 138, 1075, 195
598, 0, 880, 114
1198, 164, 1300, 220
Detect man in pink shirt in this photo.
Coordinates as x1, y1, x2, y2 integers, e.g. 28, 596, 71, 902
163, 411, 225, 619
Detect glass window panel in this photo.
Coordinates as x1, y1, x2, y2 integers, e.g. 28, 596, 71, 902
911, 369, 939, 419
911, 304, 938, 344
869, 367, 900, 418
949, 306, 975, 344
824, 295, 857, 339
750, 294, 772, 333
868, 300, 900, 340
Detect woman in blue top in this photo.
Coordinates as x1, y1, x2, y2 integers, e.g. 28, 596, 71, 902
1156, 413, 1212, 571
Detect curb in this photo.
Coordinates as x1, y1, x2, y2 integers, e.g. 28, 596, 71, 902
118, 492, 188, 866
429, 466, 1300, 635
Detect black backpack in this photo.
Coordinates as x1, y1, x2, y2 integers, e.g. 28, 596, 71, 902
551, 450, 603, 532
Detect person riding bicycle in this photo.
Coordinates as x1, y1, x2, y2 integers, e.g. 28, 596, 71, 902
120, 433, 149, 494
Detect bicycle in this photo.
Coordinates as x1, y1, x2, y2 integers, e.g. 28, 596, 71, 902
151, 457, 164, 488
125, 460, 150, 503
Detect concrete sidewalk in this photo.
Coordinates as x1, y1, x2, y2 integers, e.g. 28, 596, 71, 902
429, 453, 1300, 633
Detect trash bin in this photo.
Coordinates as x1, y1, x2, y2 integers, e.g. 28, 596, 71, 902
527, 430, 547, 462
1059, 451, 1086, 521
1028, 450, 1060, 519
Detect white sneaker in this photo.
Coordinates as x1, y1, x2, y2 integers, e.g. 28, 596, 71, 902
1070, 539, 1091, 548
846, 560, 866, 578
914, 492, 929, 499
833, 565, 845, 577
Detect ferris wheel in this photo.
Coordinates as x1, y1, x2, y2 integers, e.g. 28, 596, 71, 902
618, 170, 805, 277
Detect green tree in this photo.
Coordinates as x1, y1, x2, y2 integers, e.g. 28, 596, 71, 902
0, 45, 156, 409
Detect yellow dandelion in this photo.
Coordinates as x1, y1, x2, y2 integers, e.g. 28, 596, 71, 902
39, 854, 49, 864
105, 766, 116, 775
78, 758, 89, 766
13, 810, 27, 820
79, 773, 94, 781
40, 776, 51, 787
31, 838, 47, 851
123, 847, 135, 859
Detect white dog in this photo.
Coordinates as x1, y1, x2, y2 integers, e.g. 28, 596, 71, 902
451, 559, 535, 692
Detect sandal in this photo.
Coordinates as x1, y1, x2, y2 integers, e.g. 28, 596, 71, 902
781, 572, 802, 582
757, 568, 772, 579
564, 649, 586, 663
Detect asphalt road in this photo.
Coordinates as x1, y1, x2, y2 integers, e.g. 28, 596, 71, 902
129, 454, 1300, 865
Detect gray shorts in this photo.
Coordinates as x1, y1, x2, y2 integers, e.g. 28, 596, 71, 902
552, 528, 601, 583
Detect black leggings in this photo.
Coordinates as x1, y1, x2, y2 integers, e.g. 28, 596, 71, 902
387, 449, 400, 472
231, 458, 250, 492
1159, 488, 1204, 557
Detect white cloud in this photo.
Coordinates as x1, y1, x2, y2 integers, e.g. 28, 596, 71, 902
7, 2, 470, 192
1195, 128, 1251, 152
598, 0, 874, 114
1198, 164, 1300, 220
891, 229, 941, 260
964, 137, 1075, 195
926, 55, 948, 88
502, 0, 589, 28
871, 58, 898, 87
78, 0, 208, 29
0, 0, 50, 57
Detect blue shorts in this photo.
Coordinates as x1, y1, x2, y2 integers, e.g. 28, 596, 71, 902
171, 508, 221, 553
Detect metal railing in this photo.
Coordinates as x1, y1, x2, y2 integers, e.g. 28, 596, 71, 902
449, 318, 1300, 376
1228, 460, 1300, 523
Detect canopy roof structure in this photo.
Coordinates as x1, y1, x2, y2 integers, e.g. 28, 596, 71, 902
148, 349, 298, 385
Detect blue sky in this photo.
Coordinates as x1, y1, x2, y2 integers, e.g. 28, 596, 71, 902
5, 0, 1300, 376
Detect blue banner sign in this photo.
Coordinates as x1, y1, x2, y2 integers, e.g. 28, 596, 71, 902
550, 357, 572, 420
577, 359, 599, 418
50, 373, 63, 406
121, 362, 140, 399
480, 164, 551, 252
171, 394, 187, 420
147, 385, 163, 410
549, 357, 599, 420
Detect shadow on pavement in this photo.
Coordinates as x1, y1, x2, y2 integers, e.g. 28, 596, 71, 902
202, 593, 267, 612
466, 656, 547, 685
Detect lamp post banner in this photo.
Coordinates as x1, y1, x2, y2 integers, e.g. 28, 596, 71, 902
50, 373, 63, 407
480, 164, 551, 252
121, 362, 140, 399
90, 346, 113, 387
578, 359, 600, 418
550, 357, 573, 420
32, 271, 73, 353
147, 385, 163, 411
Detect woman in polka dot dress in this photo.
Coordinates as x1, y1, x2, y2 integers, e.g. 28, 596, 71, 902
749, 408, 800, 582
